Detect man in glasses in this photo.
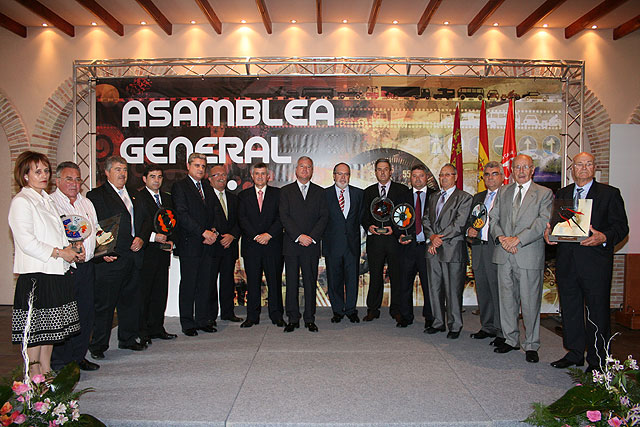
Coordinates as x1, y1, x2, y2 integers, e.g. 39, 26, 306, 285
490, 154, 552, 363
545, 152, 628, 373
466, 161, 504, 346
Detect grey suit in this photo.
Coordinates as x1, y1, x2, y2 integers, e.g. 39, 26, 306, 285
489, 181, 552, 351
423, 188, 472, 332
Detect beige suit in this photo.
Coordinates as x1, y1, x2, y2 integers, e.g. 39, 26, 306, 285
489, 181, 552, 351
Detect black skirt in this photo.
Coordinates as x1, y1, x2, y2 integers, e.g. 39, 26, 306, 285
12, 272, 80, 347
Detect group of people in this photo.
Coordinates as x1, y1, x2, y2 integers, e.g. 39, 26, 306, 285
8, 148, 627, 379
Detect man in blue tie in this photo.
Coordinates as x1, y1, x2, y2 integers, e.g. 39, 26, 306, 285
466, 161, 504, 345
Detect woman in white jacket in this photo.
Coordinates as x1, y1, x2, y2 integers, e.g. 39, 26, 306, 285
8, 151, 83, 377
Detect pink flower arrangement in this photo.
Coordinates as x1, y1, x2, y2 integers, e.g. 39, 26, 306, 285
607, 416, 623, 427
586, 410, 602, 422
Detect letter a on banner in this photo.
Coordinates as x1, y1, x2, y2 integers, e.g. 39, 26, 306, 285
501, 99, 517, 185
449, 104, 464, 190
477, 100, 489, 192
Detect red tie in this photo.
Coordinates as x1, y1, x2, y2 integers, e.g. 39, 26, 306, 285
415, 191, 422, 235
339, 189, 345, 212
258, 189, 264, 212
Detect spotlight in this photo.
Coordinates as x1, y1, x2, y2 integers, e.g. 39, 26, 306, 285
42, 23, 48, 27
493, 22, 499, 27
190, 20, 196, 24
542, 24, 548, 28
342, 19, 348, 24
443, 21, 449, 25
392, 20, 398, 24
140, 21, 147, 25
240, 19, 247, 24
91, 22, 97, 26
591, 25, 597, 29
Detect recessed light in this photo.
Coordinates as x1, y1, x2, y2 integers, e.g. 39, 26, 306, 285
443, 21, 449, 25
240, 19, 247, 24
493, 22, 499, 27
91, 22, 97, 26
392, 20, 399, 24
542, 23, 548, 28
140, 21, 147, 25
591, 25, 597, 29
291, 19, 297, 23
42, 23, 48, 27
190, 20, 196, 24
342, 19, 348, 24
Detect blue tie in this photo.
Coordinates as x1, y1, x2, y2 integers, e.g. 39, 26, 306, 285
574, 187, 584, 209
154, 193, 161, 208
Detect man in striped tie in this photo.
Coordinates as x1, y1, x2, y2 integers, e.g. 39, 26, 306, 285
322, 163, 365, 324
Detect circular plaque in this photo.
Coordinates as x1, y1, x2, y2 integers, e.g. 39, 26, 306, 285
470, 203, 488, 230
391, 203, 415, 231
154, 208, 177, 235
61, 215, 92, 242
370, 197, 394, 224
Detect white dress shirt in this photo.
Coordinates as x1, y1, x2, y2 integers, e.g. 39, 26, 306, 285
50, 188, 98, 261
335, 185, 350, 219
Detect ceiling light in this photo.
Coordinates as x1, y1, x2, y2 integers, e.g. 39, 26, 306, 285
42, 23, 48, 27
240, 19, 247, 24
342, 19, 348, 24
542, 24, 548, 28
91, 22, 97, 26
443, 21, 449, 25
591, 25, 597, 29
493, 22, 499, 27
290, 19, 297, 23
140, 21, 147, 25
190, 20, 196, 24
392, 20, 399, 24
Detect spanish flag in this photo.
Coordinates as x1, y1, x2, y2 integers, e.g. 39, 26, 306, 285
477, 100, 489, 192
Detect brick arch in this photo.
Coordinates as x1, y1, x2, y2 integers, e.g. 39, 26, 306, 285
0, 89, 30, 194
629, 104, 640, 124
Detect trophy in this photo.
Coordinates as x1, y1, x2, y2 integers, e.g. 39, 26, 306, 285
392, 203, 415, 243
370, 197, 394, 234
61, 215, 92, 255
549, 199, 592, 242
94, 215, 119, 258
154, 208, 177, 250
470, 203, 488, 231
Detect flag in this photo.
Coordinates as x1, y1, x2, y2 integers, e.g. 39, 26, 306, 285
477, 100, 489, 192
449, 104, 464, 190
501, 98, 517, 185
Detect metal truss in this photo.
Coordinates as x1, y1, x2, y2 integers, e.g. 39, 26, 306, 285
73, 57, 584, 189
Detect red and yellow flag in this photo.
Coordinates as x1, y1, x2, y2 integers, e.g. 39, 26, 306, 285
449, 104, 464, 190
501, 98, 517, 185
477, 100, 489, 192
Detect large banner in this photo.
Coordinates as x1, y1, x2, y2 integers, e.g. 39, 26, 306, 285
95, 75, 563, 312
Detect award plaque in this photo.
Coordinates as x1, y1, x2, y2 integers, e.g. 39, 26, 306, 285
154, 208, 177, 250
549, 199, 592, 242
94, 214, 120, 258
370, 197, 394, 234
469, 203, 488, 231
61, 215, 92, 254
392, 203, 415, 243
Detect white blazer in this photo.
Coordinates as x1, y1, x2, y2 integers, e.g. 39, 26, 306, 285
8, 187, 70, 275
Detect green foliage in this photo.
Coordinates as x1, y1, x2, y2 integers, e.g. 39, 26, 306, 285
546, 385, 612, 417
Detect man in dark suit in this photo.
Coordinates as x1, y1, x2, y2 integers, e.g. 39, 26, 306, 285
323, 163, 364, 324
466, 161, 504, 346
396, 164, 436, 328
361, 158, 410, 322
280, 156, 328, 332
545, 152, 628, 372
423, 164, 472, 339
137, 164, 177, 344
490, 154, 552, 363
86, 156, 149, 359
171, 152, 218, 337
237, 162, 284, 328
208, 164, 243, 325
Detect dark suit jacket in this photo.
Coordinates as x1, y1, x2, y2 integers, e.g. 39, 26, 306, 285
465, 190, 499, 269
210, 189, 240, 259
394, 187, 436, 241
237, 186, 283, 258
137, 188, 174, 261
322, 184, 364, 258
279, 181, 328, 257
171, 176, 216, 258
87, 182, 148, 266
362, 181, 410, 231
555, 180, 628, 269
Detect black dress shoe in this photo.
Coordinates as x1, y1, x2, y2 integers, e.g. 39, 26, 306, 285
78, 358, 100, 371
525, 350, 539, 363
151, 331, 178, 340
197, 325, 217, 333
396, 318, 409, 328
272, 319, 286, 327
305, 322, 319, 332
208, 320, 218, 328
470, 330, 496, 339
118, 342, 147, 351
424, 326, 446, 334
240, 320, 259, 328
222, 315, 243, 322
362, 311, 380, 322
331, 314, 343, 323
347, 313, 360, 323
140, 337, 152, 346
550, 357, 584, 369
284, 322, 300, 333
447, 331, 461, 339
494, 343, 519, 353
183, 328, 198, 336
424, 318, 434, 329
90, 350, 105, 360
490, 337, 506, 347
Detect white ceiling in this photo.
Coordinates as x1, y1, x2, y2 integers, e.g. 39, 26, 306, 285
1, 0, 639, 31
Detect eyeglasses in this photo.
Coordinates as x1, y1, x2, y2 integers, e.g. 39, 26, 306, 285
573, 162, 594, 169
512, 165, 531, 171
483, 171, 501, 177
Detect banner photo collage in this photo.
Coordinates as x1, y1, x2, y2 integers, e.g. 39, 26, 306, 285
95, 75, 563, 313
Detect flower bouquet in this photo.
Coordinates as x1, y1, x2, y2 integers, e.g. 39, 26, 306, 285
0, 363, 104, 426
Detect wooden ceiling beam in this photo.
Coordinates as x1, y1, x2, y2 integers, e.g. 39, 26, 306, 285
15, 0, 74, 37
194, 0, 221, 34
467, 0, 505, 36
75, 0, 124, 36
417, 0, 443, 35
613, 13, 640, 40
316, 0, 322, 34
0, 12, 27, 38
255, 0, 272, 34
368, 0, 382, 35
135, 0, 172, 35
516, 0, 567, 37
565, 0, 630, 39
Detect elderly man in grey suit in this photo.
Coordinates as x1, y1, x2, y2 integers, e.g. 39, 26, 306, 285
490, 154, 552, 363
423, 164, 472, 339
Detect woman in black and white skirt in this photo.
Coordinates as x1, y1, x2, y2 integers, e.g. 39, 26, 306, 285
8, 151, 83, 378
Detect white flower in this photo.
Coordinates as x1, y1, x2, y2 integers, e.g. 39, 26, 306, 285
53, 402, 67, 416
606, 355, 617, 364
621, 396, 631, 407
56, 414, 69, 425
613, 360, 624, 371
69, 400, 78, 409
628, 355, 639, 370
72, 408, 80, 421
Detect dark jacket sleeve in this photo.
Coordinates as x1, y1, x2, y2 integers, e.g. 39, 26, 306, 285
171, 180, 205, 237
